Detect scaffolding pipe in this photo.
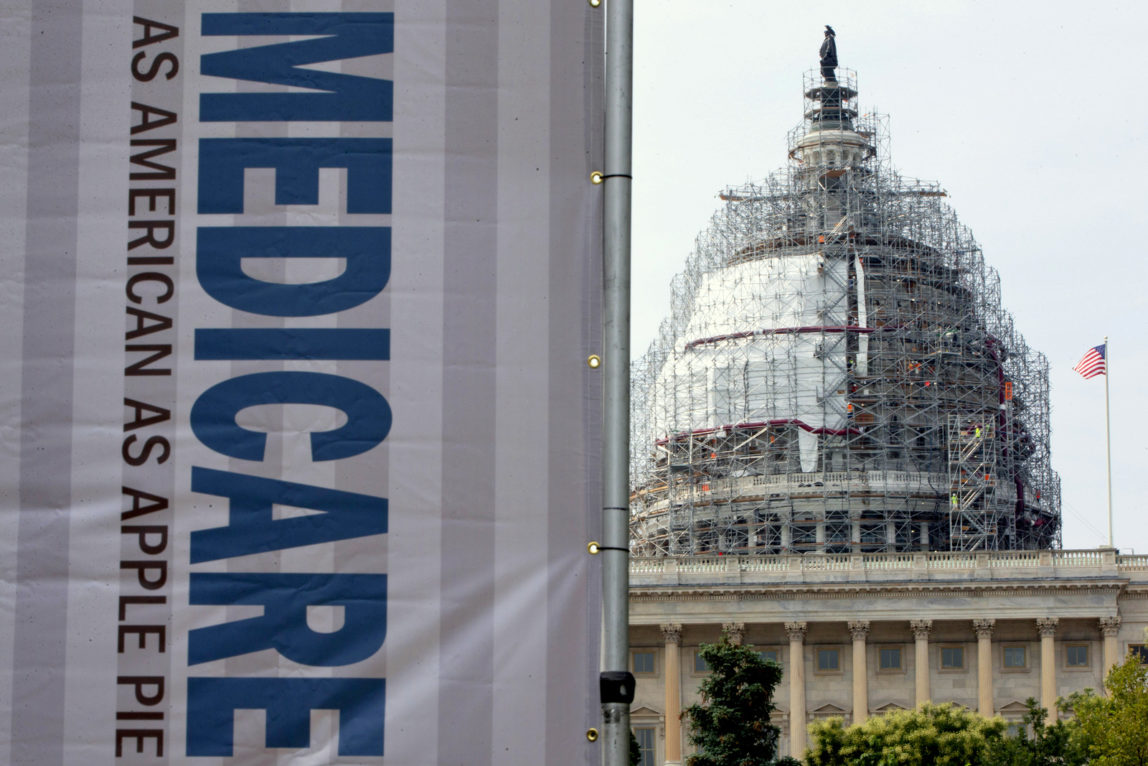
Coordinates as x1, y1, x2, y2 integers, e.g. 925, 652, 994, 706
601, 0, 633, 764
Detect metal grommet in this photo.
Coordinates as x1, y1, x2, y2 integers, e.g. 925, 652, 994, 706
586, 728, 599, 742
587, 354, 601, 369
587, 541, 601, 555
590, 171, 604, 185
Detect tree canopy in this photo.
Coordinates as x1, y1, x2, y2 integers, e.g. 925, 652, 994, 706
805, 702, 1007, 766
801, 652, 1148, 766
984, 698, 1086, 766
683, 639, 787, 766
1068, 654, 1148, 766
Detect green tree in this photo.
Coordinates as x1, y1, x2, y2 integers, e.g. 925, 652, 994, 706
683, 638, 786, 766
1068, 654, 1148, 766
985, 698, 1086, 766
805, 702, 1006, 766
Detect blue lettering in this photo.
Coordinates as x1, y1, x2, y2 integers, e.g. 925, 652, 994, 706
198, 138, 392, 214
188, 572, 386, 666
196, 226, 390, 317
187, 677, 385, 756
190, 13, 395, 757
200, 13, 393, 122
190, 467, 387, 563
189, 370, 391, 461
194, 328, 390, 360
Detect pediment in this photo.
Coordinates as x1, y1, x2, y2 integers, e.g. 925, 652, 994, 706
997, 700, 1030, 714
631, 705, 662, 718
811, 703, 847, 716
873, 701, 907, 714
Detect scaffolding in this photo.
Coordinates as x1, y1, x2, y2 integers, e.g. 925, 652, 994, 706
630, 70, 1061, 557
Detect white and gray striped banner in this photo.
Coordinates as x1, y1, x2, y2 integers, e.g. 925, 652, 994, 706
1, 2, 603, 764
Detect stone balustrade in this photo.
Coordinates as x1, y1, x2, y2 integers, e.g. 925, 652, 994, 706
630, 548, 1148, 585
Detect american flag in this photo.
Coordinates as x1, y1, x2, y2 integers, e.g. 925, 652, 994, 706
1073, 344, 1106, 379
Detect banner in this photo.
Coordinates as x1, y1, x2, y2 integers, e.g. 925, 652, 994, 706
1, 2, 603, 763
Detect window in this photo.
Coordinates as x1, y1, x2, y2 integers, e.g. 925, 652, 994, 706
879, 647, 902, 671
1065, 644, 1090, 668
633, 727, 656, 766
1003, 645, 1027, 669
758, 649, 779, 664
817, 648, 840, 672
1130, 644, 1148, 663
632, 651, 655, 675
940, 646, 965, 670
694, 651, 709, 673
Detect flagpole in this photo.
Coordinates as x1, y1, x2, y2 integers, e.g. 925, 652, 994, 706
1104, 336, 1113, 548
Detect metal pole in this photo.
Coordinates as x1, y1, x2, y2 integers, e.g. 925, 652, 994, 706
601, 0, 633, 763
1104, 336, 1113, 548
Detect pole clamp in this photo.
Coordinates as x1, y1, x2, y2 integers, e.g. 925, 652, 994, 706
599, 671, 636, 704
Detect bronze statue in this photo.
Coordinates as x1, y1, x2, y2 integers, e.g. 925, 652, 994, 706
820, 26, 837, 82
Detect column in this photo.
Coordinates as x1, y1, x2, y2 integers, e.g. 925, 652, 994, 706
661, 623, 682, 766
1036, 617, 1058, 722
974, 618, 995, 717
722, 622, 745, 646
849, 620, 870, 725
1099, 616, 1121, 677
785, 621, 808, 758
910, 619, 932, 706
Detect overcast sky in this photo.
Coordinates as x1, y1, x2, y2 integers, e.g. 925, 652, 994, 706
631, 1, 1148, 554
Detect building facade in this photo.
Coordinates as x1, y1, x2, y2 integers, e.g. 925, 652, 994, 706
624, 62, 1121, 766
629, 549, 1148, 763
